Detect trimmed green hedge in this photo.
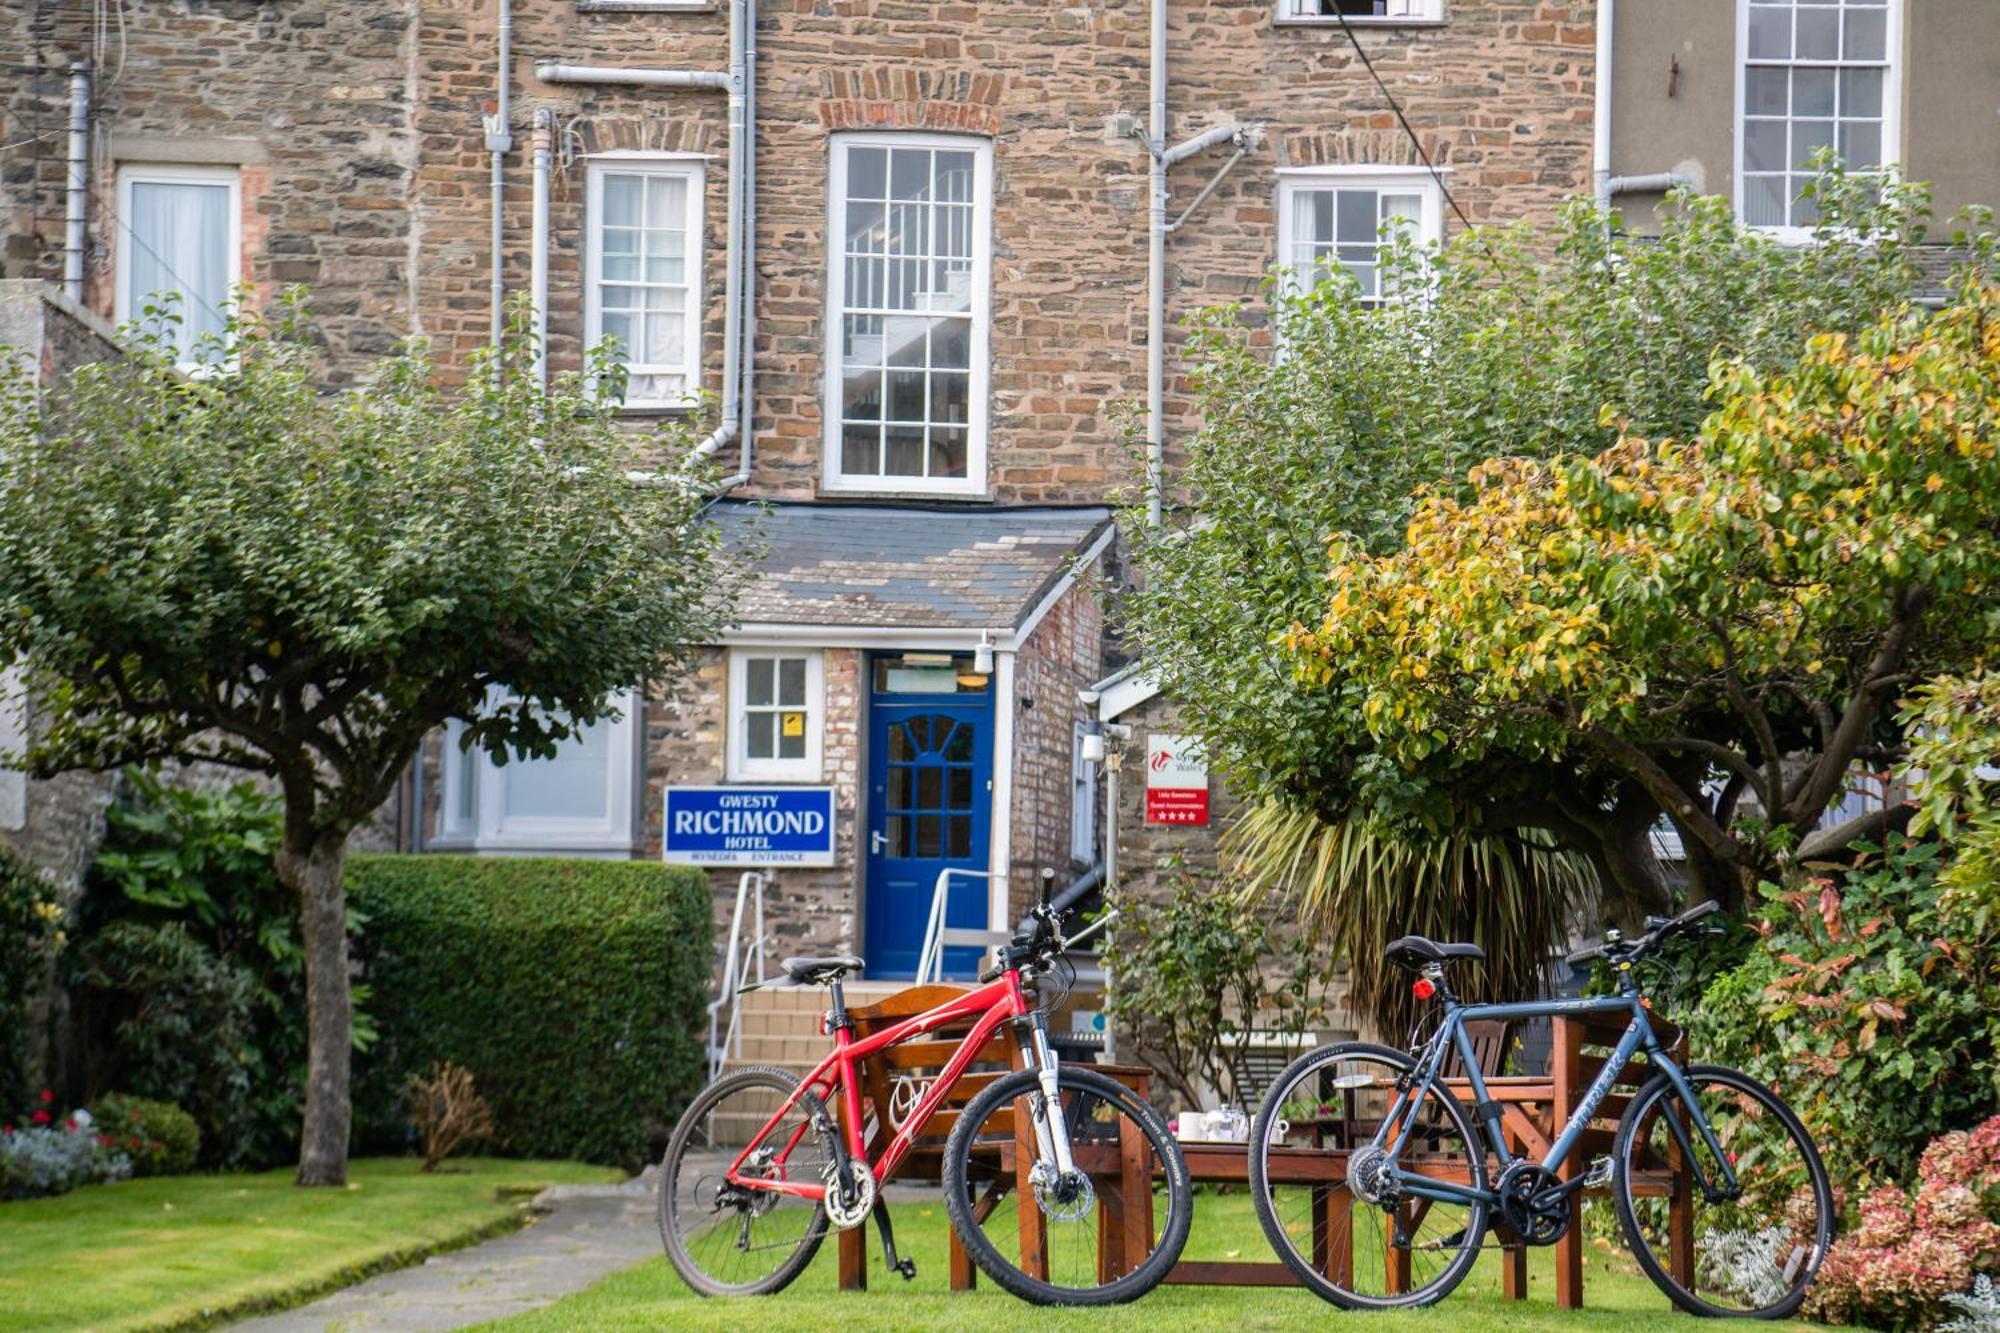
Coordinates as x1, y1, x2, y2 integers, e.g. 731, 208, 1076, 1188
350, 856, 712, 1171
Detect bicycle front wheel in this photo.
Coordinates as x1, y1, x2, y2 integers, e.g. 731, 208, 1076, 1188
1613, 1063, 1834, 1319
943, 1066, 1192, 1306
1249, 1041, 1489, 1309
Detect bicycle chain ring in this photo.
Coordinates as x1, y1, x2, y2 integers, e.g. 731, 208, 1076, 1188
1030, 1162, 1097, 1223
1496, 1161, 1571, 1246
1347, 1144, 1398, 1205
820, 1158, 876, 1231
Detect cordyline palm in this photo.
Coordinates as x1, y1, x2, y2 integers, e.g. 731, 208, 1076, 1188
1225, 801, 1595, 1038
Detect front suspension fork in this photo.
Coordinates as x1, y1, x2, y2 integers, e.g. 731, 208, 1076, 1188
1019, 1012, 1079, 1180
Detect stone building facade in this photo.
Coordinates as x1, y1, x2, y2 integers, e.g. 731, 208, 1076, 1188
10, 2, 1987, 986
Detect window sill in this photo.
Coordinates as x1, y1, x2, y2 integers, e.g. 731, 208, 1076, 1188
1274, 15, 1448, 27
576, 1, 716, 11
724, 771, 826, 785
617, 402, 701, 418
818, 482, 994, 502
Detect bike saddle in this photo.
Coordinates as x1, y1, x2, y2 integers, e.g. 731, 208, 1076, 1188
1383, 935, 1485, 971
779, 954, 865, 985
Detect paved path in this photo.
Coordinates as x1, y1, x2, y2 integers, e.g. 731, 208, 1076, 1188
231, 1176, 660, 1332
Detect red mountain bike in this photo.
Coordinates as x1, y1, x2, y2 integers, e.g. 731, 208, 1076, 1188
657, 889, 1192, 1306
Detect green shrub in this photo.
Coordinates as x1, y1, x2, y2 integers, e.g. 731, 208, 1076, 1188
78, 769, 376, 1169
67, 920, 267, 1168
350, 855, 712, 1170
1695, 836, 2000, 1195
0, 849, 63, 1116
89, 1093, 200, 1176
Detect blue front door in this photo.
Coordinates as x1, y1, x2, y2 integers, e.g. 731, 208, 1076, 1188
864, 658, 993, 980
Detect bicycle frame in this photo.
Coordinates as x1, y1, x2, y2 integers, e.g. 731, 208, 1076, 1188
723, 968, 1041, 1202
1373, 991, 1742, 1210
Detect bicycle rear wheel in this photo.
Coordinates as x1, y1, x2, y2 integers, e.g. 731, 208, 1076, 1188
658, 1065, 832, 1296
1612, 1063, 1834, 1319
943, 1066, 1192, 1306
1249, 1041, 1489, 1309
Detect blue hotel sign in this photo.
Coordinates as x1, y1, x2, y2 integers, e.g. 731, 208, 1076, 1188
662, 786, 838, 868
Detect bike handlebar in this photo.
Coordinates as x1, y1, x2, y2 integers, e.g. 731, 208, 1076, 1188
1566, 899, 1723, 967
977, 904, 1120, 984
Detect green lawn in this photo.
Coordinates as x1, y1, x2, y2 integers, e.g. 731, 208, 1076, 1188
0, 1155, 621, 1333
484, 1190, 1817, 1332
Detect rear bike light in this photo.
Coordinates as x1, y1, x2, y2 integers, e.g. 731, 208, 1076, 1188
1411, 977, 1437, 1000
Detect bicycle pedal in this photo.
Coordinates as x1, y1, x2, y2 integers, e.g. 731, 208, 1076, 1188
1583, 1157, 1613, 1189
894, 1259, 917, 1282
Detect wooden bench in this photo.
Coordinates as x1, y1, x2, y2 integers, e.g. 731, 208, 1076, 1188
1442, 1007, 1693, 1307
1158, 1012, 1692, 1305
1159, 1020, 1512, 1288
832, 984, 1155, 1291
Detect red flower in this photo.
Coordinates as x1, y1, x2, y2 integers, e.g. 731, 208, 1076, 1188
38, 1089, 53, 1104
128, 1136, 142, 1150
63, 1118, 75, 1131
30, 1110, 49, 1125
2, 1125, 13, 1135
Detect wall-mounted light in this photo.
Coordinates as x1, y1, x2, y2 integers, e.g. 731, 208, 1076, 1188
973, 631, 994, 677
1081, 731, 1107, 764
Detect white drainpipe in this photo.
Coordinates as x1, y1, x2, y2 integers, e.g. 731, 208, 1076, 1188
530, 108, 552, 388
64, 63, 89, 305
487, 0, 513, 348
1593, 0, 1614, 217
536, 0, 755, 488
1143, 0, 1248, 528
1592, 3, 1696, 221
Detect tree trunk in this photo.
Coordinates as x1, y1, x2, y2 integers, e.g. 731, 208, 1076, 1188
276, 827, 352, 1187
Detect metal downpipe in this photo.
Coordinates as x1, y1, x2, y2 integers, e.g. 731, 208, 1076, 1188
530, 109, 552, 387
64, 64, 89, 304
489, 0, 513, 348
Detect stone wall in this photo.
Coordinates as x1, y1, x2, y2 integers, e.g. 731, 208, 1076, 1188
1107, 687, 1362, 1041
0, 283, 126, 895
640, 645, 866, 959
9, 0, 1597, 486
1007, 577, 1104, 919
2, 1, 423, 385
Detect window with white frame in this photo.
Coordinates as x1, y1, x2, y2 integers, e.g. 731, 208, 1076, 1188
1275, 169, 1443, 303
728, 651, 824, 782
436, 691, 639, 852
586, 158, 703, 409
825, 134, 991, 495
1277, 0, 1444, 24
1739, 0, 1899, 231
115, 164, 240, 368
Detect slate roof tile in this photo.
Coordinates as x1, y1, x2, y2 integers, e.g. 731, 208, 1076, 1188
712, 501, 1113, 630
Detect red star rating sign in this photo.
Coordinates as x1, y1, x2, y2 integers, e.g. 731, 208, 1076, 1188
1144, 733, 1210, 827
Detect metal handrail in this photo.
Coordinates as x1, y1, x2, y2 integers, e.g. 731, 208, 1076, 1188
914, 867, 1007, 986
706, 870, 769, 1084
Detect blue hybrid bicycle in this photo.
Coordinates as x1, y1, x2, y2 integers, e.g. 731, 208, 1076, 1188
1248, 901, 1835, 1318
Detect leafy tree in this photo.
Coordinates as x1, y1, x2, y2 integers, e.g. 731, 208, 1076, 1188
0, 293, 734, 1184
1288, 281, 2000, 914
1126, 176, 1992, 993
